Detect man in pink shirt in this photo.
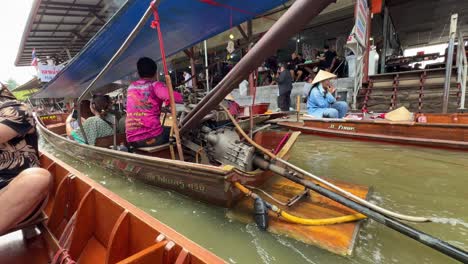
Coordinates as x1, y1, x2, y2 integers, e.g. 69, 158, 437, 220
126, 57, 183, 148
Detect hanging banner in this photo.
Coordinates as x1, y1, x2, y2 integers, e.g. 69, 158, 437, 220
354, 0, 369, 47
37, 64, 64, 82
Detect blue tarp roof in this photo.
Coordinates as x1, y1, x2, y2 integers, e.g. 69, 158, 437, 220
35, 0, 287, 98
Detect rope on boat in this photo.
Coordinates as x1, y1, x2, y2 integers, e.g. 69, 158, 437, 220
220, 105, 431, 223
234, 182, 366, 226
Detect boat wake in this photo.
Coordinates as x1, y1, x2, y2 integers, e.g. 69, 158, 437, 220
275, 236, 318, 264
430, 217, 468, 228
245, 224, 276, 264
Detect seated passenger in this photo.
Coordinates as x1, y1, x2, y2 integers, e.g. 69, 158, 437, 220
223, 94, 241, 117
0, 83, 52, 234
306, 70, 348, 118
126, 57, 183, 148
66, 95, 115, 145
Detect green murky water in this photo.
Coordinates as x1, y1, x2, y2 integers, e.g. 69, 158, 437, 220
40, 135, 468, 264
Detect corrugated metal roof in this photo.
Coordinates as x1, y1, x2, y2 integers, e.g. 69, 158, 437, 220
34, 0, 289, 98
15, 0, 121, 66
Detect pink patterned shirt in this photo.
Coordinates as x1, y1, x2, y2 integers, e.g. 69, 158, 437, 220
125, 79, 182, 143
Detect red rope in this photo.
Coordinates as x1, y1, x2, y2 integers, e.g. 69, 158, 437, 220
150, 1, 168, 74
199, 0, 276, 21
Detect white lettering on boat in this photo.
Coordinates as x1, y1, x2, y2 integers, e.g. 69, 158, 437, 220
153, 175, 207, 193
327, 124, 356, 132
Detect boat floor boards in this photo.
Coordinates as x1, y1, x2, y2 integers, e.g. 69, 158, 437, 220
0, 230, 50, 264
228, 175, 369, 256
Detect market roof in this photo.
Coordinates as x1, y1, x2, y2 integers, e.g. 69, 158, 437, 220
388, 0, 468, 47
34, 0, 289, 99
12, 77, 42, 92
15, 0, 121, 66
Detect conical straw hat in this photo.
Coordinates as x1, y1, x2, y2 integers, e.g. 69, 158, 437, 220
225, 93, 235, 101
311, 70, 337, 85
385, 106, 412, 121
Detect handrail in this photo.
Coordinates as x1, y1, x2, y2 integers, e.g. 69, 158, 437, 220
456, 30, 467, 110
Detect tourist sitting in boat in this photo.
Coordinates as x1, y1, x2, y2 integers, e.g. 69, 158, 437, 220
125, 57, 183, 148
0, 83, 52, 235
306, 70, 348, 118
66, 94, 115, 145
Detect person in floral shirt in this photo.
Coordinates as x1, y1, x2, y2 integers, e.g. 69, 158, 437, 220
0, 83, 51, 235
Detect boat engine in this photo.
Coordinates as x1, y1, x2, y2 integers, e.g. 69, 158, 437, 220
201, 126, 256, 171
185, 126, 256, 171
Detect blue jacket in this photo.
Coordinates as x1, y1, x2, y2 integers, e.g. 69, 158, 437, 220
306, 83, 336, 117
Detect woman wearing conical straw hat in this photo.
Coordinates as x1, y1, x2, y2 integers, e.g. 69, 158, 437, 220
305, 70, 348, 118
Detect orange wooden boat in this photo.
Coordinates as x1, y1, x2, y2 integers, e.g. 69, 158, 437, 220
0, 151, 224, 264
276, 113, 468, 150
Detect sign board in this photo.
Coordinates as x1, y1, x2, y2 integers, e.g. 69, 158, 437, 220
354, 0, 369, 47
37, 64, 64, 82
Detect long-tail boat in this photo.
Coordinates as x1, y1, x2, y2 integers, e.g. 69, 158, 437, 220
0, 151, 224, 264
29, 0, 468, 261
37, 112, 300, 207
275, 112, 468, 150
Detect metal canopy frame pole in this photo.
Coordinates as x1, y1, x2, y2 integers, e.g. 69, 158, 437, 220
442, 14, 458, 114
204, 40, 209, 92
74, 2, 157, 144
379, 6, 388, 74
180, 0, 334, 134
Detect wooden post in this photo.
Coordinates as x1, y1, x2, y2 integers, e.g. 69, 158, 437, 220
165, 75, 185, 161
249, 71, 255, 137
296, 95, 301, 122
190, 47, 198, 89
379, 7, 388, 74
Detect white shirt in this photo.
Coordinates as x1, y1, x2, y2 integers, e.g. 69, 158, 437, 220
184, 73, 192, 88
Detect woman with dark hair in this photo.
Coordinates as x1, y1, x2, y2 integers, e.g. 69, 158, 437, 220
66, 94, 115, 145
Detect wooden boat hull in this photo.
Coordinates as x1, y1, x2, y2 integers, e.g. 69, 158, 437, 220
277, 114, 468, 150
37, 115, 299, 207
0, 151, 224, 264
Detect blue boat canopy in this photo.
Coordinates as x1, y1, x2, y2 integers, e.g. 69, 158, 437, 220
34, 0, 287, 98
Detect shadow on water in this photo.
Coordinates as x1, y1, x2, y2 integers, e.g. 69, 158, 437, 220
40, 135, 468, 264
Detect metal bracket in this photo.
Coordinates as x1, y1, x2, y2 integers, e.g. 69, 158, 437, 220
286, 188, 310, 207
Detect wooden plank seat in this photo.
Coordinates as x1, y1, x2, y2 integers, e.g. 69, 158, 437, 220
95, 133, 128, 148
136, 143, 170, 153
46, 123, 67, 135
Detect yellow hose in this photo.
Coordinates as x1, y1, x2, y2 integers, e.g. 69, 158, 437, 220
233, 182, 366, 226
278, 210, 366, 226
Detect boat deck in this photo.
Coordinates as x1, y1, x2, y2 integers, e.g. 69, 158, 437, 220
0, 230, 50, 264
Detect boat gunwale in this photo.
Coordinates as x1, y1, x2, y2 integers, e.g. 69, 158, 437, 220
278, 121, 468, 148
35, 115, 232, 175
295, 118, 468, 128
